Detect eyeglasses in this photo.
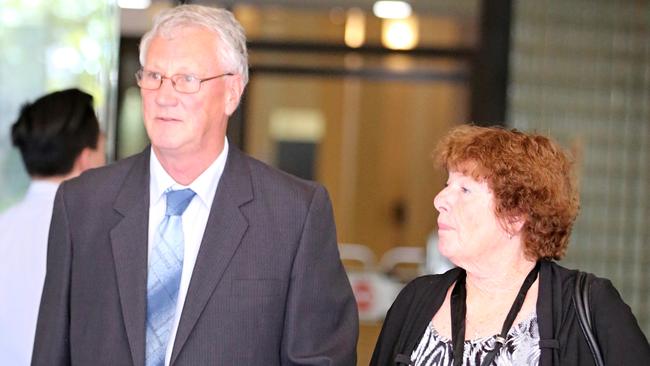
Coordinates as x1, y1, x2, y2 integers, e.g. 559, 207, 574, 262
135, 69, 234, 94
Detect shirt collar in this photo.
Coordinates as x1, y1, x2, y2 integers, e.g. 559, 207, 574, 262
28, 180, 61, 193
149, 138, 229, 209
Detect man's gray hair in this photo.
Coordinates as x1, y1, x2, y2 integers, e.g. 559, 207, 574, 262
139, 4, 249, 86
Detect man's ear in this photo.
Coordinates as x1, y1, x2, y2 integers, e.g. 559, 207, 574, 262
73, 147, 93, 174
224, 74, 244, 116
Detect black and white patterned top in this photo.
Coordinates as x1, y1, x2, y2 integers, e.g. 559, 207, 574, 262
410, 313, 540, 366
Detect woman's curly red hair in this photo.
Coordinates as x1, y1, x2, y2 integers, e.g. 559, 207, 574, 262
435, 125, 580, 260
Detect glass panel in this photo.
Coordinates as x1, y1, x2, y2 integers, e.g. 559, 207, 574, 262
0, 0, 119, 211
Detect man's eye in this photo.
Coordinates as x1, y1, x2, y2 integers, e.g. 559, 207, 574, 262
180, 74, 197, 83
145, 71, 162, 80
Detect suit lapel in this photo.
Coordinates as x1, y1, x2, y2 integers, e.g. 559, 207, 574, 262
110, 150, 150, 366
170, 147, 253, 364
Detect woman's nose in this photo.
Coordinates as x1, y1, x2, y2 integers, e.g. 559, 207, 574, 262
433, 187, 449, 213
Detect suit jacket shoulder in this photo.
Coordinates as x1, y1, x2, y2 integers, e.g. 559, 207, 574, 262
236, 149, 323, 203
59, 149, 149, 212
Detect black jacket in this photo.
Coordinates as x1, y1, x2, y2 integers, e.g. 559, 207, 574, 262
370, 261, 650, 365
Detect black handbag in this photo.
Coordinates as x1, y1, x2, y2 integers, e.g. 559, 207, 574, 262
573, 271, 605, 366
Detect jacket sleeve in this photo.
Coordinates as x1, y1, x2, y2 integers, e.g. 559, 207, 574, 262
591, 277, 650, 364
31, 184, 72, 365
281, 185, 359, 366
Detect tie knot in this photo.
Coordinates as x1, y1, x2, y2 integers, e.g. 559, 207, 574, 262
165, 188, 196, 216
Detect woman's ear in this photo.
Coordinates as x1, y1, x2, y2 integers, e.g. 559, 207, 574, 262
506, 215, 526, 238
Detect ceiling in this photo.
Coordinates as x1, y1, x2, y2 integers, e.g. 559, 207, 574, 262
192, 0, 480, 16
121, 0, 480, 35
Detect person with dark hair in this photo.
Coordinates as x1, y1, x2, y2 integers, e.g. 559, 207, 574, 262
371, 125, 649, 365
0, 88, 105, 365
32, 5, 357, 366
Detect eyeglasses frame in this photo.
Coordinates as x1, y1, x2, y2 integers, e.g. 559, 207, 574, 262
135, 68, 234, 94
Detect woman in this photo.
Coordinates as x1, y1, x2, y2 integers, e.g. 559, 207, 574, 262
370, 125, 649, 365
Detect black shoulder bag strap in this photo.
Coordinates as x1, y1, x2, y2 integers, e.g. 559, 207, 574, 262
573, 271, 605, 366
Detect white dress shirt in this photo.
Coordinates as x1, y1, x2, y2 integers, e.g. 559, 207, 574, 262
0, 180, 60, 366
148, 139, 228, 366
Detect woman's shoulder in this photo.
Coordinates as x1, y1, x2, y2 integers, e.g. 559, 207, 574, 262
542, 260, 614, 292
378, 268, 462, 344
543, 260, 576, 277
397, 267, 462, 302
546, 262, 650, 361
544, 260, 645, 330
408, 267, 460, 287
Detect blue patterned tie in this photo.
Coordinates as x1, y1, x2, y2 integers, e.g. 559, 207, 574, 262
146, 188, 196, 366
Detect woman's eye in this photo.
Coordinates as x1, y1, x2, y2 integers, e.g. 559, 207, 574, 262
461, 186, 470, 193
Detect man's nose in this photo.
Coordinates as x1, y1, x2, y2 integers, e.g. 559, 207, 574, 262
155, 78, 179, 106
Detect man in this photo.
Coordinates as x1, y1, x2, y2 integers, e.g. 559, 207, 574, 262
0, 88, 105, 365
32, 5, 358, 366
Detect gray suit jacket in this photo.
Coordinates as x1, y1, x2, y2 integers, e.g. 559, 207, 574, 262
32, 147, 358, 365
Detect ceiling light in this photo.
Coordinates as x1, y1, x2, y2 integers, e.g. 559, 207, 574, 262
382, 17, 419, 50
373, 1, 412, 20
345, 8, 366, 48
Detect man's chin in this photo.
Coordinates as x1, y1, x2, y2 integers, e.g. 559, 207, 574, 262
151, 141, 185, 155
